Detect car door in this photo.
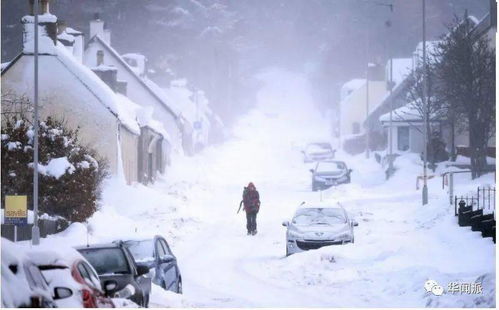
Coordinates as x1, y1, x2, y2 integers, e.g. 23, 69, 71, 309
123, 247, 150, 301
156, 238, 177, 290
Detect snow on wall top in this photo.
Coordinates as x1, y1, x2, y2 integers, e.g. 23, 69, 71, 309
340, 79, 365, 101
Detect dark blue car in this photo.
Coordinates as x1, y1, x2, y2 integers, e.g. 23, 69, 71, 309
122, 236, 182, 294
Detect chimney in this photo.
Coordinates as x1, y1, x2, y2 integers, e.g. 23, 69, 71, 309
89, 13, 104, 39
92, 65, 118, 92
89, 13, 111, 45
22, 0, 58, 54
103, 28, 111, 46
57, 20, 75, 48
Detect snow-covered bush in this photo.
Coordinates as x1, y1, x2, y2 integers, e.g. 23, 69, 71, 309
1, 115, 108, 222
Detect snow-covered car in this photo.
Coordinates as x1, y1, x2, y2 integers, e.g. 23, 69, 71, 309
123, 235, 183, 294
76, 242, 152, 307
1, 239, 62, 308
282, 204, 358, 256
302, 142, 335, 162
310, 160, 352, 191
31, 248, 115, 308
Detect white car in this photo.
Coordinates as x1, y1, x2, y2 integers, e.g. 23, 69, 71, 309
282, 203, 358, 256
302, 143, 335, 163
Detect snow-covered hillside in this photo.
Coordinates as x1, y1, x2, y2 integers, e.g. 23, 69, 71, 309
16, 69, 495, 308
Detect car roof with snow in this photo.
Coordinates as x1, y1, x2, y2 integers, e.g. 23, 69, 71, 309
297, 202, 344, 209
74, 242, 122, 250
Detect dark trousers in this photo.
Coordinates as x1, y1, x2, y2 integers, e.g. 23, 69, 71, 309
246, 211, 257, 232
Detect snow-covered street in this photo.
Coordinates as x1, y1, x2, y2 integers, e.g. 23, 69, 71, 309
11, 69, 496, 308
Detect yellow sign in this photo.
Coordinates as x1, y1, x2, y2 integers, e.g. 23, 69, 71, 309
5, 195, 27, 218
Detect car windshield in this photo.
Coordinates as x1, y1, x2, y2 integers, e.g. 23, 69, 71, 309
316, 161, 346, 173
306, 143, 331, 154
77, 248, 130, 275
125, 240, 154, 262
293, 208, 346, 225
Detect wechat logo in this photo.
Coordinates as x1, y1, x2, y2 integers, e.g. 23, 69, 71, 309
424, 279, 444, 296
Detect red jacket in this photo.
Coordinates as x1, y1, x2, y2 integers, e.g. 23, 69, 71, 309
243, 189, 260, 213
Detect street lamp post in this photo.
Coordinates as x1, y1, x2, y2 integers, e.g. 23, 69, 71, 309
32, 0, 40, 245
422, 0, 429, 205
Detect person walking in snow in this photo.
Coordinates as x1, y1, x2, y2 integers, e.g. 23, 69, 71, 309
242, 182, 260, 235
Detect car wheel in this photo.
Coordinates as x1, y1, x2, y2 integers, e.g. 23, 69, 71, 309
176, 279, 183, 294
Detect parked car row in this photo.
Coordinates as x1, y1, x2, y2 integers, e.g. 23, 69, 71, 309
301, 142, 352, 191
1, 235, 182, 308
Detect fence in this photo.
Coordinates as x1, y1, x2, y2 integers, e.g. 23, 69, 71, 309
1, 218, 69, 242
454, 186, 496, 216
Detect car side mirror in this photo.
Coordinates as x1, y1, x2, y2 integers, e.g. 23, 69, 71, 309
282, 221, 289, 227
103, 280, 118, 295
309, 169, 314, 173
136, 264, 150, 276
159, 254, 175, 264
53, 287, 73, 300
115, 284, 135, 299
348, 169, 353, 174
351, 219, 359, 227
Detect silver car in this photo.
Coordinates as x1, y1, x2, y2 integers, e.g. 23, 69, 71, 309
282, 204, 358, 256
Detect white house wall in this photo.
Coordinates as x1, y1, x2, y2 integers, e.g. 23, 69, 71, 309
119, 125, 139, 184
2, 55, 120, 174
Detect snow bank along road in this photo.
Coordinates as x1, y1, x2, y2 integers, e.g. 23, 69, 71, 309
33, 69, 495, 307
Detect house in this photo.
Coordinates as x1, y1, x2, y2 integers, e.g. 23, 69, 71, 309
82, 16, 182, 167
339, 64, 387, 154
379, 102, 447, 153
364, 57, 413, 151
1, 2, 141, 185
372, 8, 496, 158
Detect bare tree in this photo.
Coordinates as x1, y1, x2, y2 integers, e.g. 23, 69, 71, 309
435, 16, 495, 178
402, 60, 448, 169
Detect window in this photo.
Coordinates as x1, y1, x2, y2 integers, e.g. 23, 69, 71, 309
352, 122, 360, 134
78, 248, 130, 275
397, 126, 410, 151
126, 239, 155, 261
156, 240, 166, 258
160, 239, 172, 256
96, 50, 104, 65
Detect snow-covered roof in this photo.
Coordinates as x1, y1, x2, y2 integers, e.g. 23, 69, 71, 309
340, 79, 365, 101
55, 44, 141, 134
1, 62, 10, 71
87, 35, 178, 119
122, 53, 146, 76
136, 106, 171, 142
65, 27, 83, 36
57, 30, 75, 44
379, 101, 445, 124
